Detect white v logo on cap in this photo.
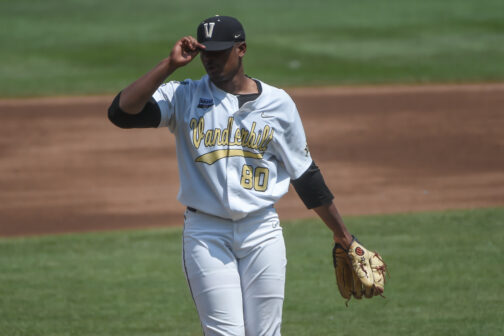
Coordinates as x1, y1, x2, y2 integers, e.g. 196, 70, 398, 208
203, 22, 215, 38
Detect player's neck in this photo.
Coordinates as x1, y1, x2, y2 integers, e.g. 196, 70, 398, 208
212, 69, 257, 95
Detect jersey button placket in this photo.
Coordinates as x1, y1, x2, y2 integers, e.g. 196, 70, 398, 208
224, 95, 240, 216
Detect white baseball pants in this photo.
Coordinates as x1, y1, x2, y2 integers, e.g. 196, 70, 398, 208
182, 206, 286, 336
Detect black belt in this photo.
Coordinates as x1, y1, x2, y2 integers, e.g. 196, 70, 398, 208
187, 206, 197, 213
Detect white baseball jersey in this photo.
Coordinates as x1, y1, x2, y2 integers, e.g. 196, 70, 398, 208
153, 74, 312, 220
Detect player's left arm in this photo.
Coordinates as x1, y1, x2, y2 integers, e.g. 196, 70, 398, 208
291, 162, 352, 248
291, 163, 387, 299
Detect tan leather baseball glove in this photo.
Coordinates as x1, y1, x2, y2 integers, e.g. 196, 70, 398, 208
333, 236, 387, 304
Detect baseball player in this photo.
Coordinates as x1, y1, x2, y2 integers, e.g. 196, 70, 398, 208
108, 15, 386, 335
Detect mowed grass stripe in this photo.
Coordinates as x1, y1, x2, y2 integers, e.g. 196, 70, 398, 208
1, 0, 504, 96
0, 208, 503, 335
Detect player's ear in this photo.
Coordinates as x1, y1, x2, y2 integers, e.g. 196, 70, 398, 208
237, 42, 247, 57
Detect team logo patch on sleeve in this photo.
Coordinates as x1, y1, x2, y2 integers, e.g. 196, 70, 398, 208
197, 98, 214, 108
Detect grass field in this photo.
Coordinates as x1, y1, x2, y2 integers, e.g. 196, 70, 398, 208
1, 208, 502, 335
1, 0, 504, 97
2, 1, 503, 335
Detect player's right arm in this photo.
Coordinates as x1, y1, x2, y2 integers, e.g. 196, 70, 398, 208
119, 36, 204, 114
108, 36, 204, 127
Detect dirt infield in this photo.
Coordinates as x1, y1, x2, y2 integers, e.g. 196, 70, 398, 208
1, 84, 503, 237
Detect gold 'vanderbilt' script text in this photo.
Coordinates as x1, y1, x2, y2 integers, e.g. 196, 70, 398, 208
190, 117, 274, 152
189, 117, 274, 165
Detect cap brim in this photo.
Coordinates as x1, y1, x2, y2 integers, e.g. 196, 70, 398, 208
201, 41, 235, 51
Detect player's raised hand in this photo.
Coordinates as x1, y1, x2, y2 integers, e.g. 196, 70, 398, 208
169, 36, 205, 68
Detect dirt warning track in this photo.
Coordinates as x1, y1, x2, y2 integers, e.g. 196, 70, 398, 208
1, 84, 503, 237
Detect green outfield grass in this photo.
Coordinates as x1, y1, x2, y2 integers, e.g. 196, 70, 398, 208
1, 0, 504, 97
1, 207, 502, 335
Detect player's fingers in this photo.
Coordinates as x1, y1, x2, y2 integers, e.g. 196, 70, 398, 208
180, 37, 193, 50
180, 36, 204, 52
186, 36, 205, 51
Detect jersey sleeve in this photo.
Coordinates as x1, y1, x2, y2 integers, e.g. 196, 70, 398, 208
273, 95, 313, 180
152, 81, 188, 131
291, 160, 334, 208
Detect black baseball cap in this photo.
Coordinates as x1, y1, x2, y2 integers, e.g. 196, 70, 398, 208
197, 15, 245, 51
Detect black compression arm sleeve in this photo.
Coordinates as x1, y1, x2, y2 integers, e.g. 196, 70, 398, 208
291, 161, 334, 209
107, 92, 161, 128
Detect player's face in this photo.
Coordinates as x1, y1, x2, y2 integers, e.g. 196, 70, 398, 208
200, 43, 245, 85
